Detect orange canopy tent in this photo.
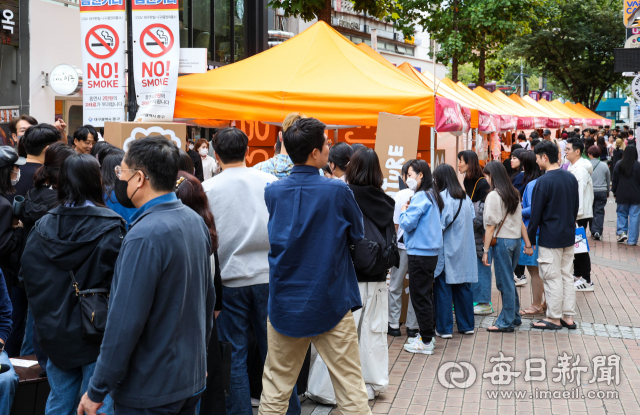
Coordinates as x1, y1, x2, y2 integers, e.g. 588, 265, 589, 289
509, 94, 570, 128
536, 98, 577, 122
571, 103, 611, 126
175, 21, 436, 127
441, 79, 504, 116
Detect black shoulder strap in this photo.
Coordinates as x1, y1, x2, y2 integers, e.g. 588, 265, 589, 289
444, 199, 463, 233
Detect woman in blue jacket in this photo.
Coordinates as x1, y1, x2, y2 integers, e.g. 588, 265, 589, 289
519, 152, 545, 316
432, 164, 477, 338
399, 160, 444, 355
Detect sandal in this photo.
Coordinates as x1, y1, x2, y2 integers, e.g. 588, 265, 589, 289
560, 319, 577, 329
531, 320, 562, 330
487, 326, 515, 333
520, 305, 544, 316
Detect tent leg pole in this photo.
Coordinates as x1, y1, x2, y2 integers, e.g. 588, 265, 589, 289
334, 129, 338, 143
430, 127, 435, 170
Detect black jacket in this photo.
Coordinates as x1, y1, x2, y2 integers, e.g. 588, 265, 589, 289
21, 205, 126, 370
0, 196, 24, 292
188, 150, 205, 182
612, 160, 640, 205
348, 184, 395, 282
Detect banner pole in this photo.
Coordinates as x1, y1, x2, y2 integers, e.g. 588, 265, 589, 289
126, 0, 137, 121
430, 127, 435, 170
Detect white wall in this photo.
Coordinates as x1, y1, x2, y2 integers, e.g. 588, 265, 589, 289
379, 51, 446, 80
29, 0, 82, 124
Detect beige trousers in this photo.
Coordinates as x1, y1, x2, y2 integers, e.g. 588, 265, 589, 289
259, 312, 371, 415
537, 246, 576, 319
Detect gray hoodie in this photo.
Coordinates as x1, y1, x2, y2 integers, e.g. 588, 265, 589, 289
590, 158, 610, 193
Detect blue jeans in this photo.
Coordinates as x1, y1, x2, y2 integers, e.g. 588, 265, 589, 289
20, 309, 35, 356
5, 286, 28, 357
46, 360, 113, 415
490, 238, 522, 329
217, 284, 300, 415
472, 250, 492, 304
0, 351, 18, 414
433, 274, 475, 334
616, 204, 640, 244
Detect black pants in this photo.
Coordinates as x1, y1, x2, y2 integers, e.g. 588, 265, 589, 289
514, 264, 526, 279
408, 255, 438, 343
574, 218, 592, 283
115, 393, 202, 415
199, 318, 226, 415
590, 191, 608, 235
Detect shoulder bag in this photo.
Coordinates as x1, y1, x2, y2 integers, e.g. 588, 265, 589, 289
470, 177, 485, 201
69, 270, 110, 343
490, 211, 509, 247
443, 199, 463, 234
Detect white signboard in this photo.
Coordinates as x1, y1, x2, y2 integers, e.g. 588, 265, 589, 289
79, 1, 126, 127
50, 65, 82, 96
179, 48, 207, 74
632, 75, 640, 101
132, 0, 180, 122
626, 34, 640, 48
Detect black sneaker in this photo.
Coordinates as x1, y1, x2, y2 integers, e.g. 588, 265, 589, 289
592, 232, 601, 240
388, 324, 402, 337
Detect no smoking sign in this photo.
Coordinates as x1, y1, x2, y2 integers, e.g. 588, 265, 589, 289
140, 24, 174, 58
85, 25, 120, 59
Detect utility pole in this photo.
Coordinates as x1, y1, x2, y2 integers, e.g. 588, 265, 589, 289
520, 59, 524, 97
126, 0, 137, 121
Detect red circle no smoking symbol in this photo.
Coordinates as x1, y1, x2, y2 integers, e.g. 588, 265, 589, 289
85, 25, 119, 59
140, 24, 174, 58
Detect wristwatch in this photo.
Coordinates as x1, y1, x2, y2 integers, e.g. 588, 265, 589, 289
483, 247, 489, 253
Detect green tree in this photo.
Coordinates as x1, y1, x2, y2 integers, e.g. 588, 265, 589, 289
268, 0, 399, 25
509, 0, 625, 110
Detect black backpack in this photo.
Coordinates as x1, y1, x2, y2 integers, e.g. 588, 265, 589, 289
350, 214, 400, 277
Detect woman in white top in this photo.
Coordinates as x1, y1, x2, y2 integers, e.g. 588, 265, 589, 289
195, 138, 219, 181
482, 161, 533, 332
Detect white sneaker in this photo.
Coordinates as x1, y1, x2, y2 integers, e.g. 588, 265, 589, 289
404, 336, 435, 354
407, 333, 435, 345
575, 278, 595, 292
435, 330, 453, 339
618, 233, 628, 243
366, 384, 375, 400
462, 330, 475, 335
515, 275, 527, 286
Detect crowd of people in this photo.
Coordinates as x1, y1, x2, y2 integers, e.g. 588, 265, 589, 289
0, 112, 636, 415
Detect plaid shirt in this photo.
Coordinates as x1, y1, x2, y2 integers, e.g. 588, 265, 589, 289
253, 154, 294, 179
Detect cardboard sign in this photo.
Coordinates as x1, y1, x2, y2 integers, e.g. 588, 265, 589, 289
79, 1, 126, 127
103, 122, 186, 151
132, 0, 180, 122
374, 112, 420, 198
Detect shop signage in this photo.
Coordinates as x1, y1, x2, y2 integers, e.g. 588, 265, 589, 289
179, 48, 207, 74
625, 1, 640, 27
132, 0, 180, 122
631, 74, 640, 100
375, 112, 420, 198
0, 1, 18, 47
50, 64, 83, 96
80, 1, 126, 127
626, 34, 640, 48
338, 20, 360, 31
0, 106, 18, 123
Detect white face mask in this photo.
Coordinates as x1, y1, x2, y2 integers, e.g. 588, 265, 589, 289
11, 169, 20, 186
406, 177, 418, 191
189, 144, 194, 150
199, 148, 209, 156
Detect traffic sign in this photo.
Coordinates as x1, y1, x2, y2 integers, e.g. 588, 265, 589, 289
85, 25, 119, 59
140, 24, 174, 58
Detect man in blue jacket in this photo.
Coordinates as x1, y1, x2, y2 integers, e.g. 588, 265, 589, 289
78, 136, 215, 415
0, 269, 18, 413
259, 118, 370, 415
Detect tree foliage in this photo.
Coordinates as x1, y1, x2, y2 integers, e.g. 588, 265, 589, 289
508, 0, 625, 110
268, 0, 400, 23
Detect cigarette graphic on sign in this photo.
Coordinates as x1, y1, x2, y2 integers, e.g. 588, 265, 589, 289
146, 29, 169, 46
92, 31, 115, 47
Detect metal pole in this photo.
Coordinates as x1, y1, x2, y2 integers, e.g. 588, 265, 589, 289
520, 59, 524, 97
126, 0, 137, 121
431, 40, 436, 170
430, 127, 435, 170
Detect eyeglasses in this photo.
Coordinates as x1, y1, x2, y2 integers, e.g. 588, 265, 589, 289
115, 166, 148, 179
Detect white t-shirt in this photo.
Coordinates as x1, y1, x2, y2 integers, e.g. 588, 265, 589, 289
393, 188, 414, 250
519, 140, 531, 151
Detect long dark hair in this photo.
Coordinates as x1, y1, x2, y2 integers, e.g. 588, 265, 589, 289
483, 161, 520, 215
409, 160, 444, 212
33, 142, 76, 189
522, 151, 542, 187
596, 136, 607, 158
345, 148, 383, 187
457, 150, 483, 180
175, 170, 218, 252
433, 163, 466, 200
101, 152, 125, 201
329, 142, 353, 172
57, 153, 106, 207
510, 148, 525, 177
178, 149, 195, 175
619, 145, 638, 178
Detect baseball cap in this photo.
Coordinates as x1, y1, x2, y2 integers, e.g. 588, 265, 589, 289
0, 146, 26, 169
543, 129, 551, 136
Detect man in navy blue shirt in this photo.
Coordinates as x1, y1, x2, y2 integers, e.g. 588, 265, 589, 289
259, 118, 370, 415
528, 140, 579, 331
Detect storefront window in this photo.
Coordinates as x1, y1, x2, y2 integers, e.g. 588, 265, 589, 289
234, 0, 246, 61
214, 0, 231, 63
193, 0, 211, 59
180, 0, 189, 48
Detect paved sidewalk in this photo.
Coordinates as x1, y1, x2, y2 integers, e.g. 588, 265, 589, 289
322, 198, 640, 415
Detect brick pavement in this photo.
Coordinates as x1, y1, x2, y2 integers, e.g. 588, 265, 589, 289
319, 199, 640, 415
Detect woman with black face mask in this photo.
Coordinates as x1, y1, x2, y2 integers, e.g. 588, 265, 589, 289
21, 154, 126, 415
